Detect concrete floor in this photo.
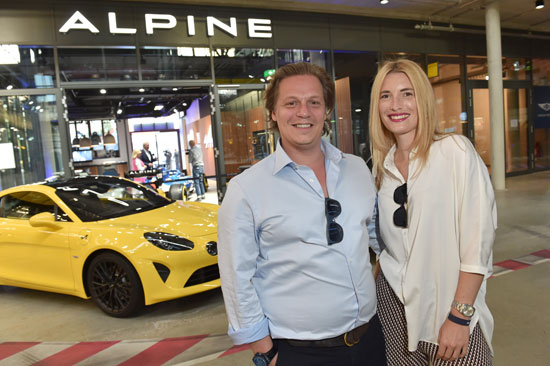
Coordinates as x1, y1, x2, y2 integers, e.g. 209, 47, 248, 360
0, 172, 548, 365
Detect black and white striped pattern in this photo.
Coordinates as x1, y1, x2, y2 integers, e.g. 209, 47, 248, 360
376, 271, 493, 366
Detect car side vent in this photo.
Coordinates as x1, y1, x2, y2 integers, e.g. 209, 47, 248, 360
184, 264, 220, 287
153, 262, 171, 282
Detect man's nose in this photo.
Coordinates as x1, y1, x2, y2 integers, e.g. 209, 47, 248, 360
296, 102, 310, 117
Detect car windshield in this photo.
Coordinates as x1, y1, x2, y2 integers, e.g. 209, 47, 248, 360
50, 176, 172, 222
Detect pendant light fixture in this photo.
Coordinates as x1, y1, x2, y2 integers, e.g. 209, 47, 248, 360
535, 0, 544, 9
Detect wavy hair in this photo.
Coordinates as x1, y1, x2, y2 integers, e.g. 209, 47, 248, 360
369, 59, 444, 188
265, 62, 335, 136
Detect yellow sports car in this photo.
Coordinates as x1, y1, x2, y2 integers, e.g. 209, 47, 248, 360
0, 176, 220, 317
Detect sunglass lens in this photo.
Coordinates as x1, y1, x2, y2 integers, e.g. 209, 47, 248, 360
393, 183, 407, 205
326, 198, 341, 217
393, 205, 407, 228
327, 222, 344, 244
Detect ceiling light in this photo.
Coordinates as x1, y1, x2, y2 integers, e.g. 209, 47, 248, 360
79, 136, 91, 148
91, 133, 101, 146
172, 87, 178, 91
154, 105, 164, 111
104, 132, 116, 145
139, 88, 145, 93
535, 0, 544, 9
117, 108, 123, 115
182, 102, 187, 107
6, 85, 13, 90
380, 0, 389, 4
100, 89, 107, 94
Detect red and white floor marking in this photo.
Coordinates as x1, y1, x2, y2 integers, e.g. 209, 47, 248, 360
1, 248, 548, 366
491, 249, 550, 277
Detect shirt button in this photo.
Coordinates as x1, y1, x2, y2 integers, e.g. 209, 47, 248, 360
309, 178, 314, 183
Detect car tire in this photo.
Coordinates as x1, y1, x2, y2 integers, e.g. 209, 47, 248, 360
168, 183, 184, 200
87, 252, 144, 318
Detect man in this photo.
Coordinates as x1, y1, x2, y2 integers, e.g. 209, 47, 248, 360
140, 142, 156, 167
218, 62, 386, 366
188, 140, 205, 201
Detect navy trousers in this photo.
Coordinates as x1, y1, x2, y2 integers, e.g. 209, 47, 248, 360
276, 314, 387, 366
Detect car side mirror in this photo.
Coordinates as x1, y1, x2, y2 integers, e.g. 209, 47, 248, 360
29, 212, 62, 229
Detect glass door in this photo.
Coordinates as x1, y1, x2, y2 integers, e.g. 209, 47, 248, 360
216, 86, 272, 178
0, 93, 63, 189
470, 86, 530, 173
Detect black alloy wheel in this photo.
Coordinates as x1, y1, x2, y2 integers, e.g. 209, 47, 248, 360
87, 252, 144, 317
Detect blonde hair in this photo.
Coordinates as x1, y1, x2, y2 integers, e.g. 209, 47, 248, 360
369, 59, 444, 188
132, 149, 141, 159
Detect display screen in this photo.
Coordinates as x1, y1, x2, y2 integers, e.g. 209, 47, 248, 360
72, 150, 93, 162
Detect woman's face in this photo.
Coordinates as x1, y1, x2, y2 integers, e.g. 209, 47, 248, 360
378, 72, 419, 144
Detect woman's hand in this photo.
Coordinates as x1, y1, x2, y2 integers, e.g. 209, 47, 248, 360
436, 318, 469, 361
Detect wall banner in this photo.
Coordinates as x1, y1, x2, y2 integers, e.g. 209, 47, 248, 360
534, 86, 550, 129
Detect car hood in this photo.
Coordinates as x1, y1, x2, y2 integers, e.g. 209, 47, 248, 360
96, 201, 218, 238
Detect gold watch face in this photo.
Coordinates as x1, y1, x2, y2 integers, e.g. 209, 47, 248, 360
462, 305, 475, 317
453, 301, 475, 317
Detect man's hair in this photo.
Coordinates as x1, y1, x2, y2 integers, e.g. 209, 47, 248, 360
264, 62, 335, 135
368, 59, 444, 189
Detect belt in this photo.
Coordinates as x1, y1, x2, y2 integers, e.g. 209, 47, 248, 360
282, 321, 370, 348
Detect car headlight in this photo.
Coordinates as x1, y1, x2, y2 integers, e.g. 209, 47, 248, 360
144, 232, 194, 251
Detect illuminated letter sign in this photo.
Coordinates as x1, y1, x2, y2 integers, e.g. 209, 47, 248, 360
108, 12, 137, 34
207, 16, 237, 37
58, 11, 273, 39
248, 19, 272, 38
59, 10, 99, 33
145, 14, 177, 34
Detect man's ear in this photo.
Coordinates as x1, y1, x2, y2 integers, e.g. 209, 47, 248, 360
271, 111, 277, 122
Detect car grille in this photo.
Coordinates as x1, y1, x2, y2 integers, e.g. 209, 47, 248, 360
184, 264, 220, 287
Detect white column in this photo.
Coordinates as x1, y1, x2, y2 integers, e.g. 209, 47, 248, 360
485, 1, 506, 190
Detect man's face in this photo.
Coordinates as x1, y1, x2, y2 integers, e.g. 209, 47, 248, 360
271, 74, 326, 154
144, 143, 149, 150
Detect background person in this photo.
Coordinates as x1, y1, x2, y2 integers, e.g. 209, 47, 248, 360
369, 59, 496, 365
188, 140, 205, 201
140, 142, 156, 167
131, 149, 147, 183
218, 62, 386, 366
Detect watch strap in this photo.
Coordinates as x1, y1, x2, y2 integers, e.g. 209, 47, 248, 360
253, 342, 278, 364
448, 312, 471, 326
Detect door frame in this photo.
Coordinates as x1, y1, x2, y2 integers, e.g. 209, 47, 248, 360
466, 80, 533, 175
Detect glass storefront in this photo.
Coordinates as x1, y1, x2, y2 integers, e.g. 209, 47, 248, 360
0, 45, 55, 89
0, 94, 62, 189
533, 58, 550, 170
218, 88, 270, 176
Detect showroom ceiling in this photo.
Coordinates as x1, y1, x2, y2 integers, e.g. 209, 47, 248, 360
111, 0, 550, 34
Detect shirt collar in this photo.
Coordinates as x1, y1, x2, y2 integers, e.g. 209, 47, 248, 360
273, 138, 343, 175
383, 144, 419, 181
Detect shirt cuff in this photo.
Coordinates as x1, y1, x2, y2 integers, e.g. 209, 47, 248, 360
228, 317, 270, 345
460, 263, 489, 276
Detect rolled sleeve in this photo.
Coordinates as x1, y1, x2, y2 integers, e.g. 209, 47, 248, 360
228, 317, 270, 345
218, 180, 269, 344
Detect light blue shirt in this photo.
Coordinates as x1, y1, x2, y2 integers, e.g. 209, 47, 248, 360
218, 139, 380, 345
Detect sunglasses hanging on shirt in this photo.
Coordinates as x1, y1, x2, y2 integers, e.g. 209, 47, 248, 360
393, 183, 408, 228
325, 198, 344, 245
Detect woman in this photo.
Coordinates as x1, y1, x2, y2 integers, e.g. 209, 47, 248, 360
369, 59, 496, 365
131, 149, 147, 183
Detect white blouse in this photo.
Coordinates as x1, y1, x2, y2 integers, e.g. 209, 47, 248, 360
378, 135, 497, 352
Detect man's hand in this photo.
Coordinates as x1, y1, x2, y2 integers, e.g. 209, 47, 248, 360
436, 318, 469, 361
251, 335, 278, 366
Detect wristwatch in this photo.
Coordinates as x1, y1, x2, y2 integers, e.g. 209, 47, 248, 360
452, 300, 476, 317
252, 343, 278, 366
